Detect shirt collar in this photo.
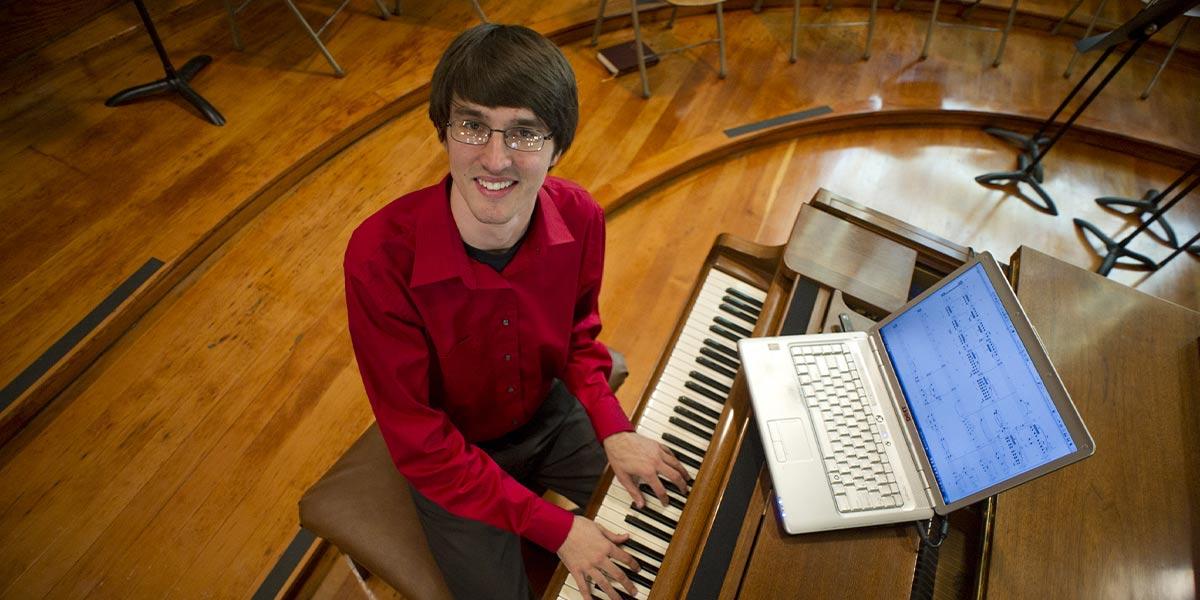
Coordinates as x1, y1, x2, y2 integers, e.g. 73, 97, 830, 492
410, 175, 575, 289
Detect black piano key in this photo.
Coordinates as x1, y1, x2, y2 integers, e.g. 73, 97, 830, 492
699, 346, 739, 370
679, 396, 721, 420
696, 355, 736, 380
689, 370, 731, 395
633, 504, 679, 530
668, 448, 701, 470
726, 287, 763, 309
674, 405, 717, 434
660, 433, 704, 461
624, 538, 666, 564
618, 564, 656, 590
659, 477, 690, 498
625, 515, 673, 544
630, 554, 660, 577
685, 380, 726, 404
714, 316, 753, 338
709, 324, 741, 344
638, 484, 686, 510
703, 337, 739, 360
663, 432, 706, 458
670, 415, 712, 440
719, 302, 758, 325
722, 295, 759, 315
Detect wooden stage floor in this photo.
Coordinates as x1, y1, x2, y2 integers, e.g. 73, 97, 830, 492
0, 0, 1196, 597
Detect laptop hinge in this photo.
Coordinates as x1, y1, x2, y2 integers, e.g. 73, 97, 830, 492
867, 335, 936, 500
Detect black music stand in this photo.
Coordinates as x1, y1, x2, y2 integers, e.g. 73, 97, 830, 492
974, 0, 1199, 215
106, 0, 225, 126
1074, 161, 1200, 276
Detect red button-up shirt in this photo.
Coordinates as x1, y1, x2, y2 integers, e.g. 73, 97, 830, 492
344, 175, 633, 552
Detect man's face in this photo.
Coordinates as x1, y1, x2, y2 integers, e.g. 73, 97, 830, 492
445, 100, 559, 231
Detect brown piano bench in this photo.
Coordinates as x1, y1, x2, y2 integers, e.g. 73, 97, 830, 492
297, 350, 628, 599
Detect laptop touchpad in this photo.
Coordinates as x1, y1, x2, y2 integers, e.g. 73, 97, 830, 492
767, 418, 815, 463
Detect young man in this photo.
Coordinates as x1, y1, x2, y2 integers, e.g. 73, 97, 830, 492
344, 24, 690, 600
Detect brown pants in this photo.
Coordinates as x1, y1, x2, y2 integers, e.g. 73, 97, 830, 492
410, 380, 608, 600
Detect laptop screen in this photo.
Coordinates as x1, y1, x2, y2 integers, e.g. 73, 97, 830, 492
878, 263, 1078, 504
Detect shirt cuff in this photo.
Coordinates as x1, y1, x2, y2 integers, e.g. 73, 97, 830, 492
587, 392, 635, 442
526, 501, 577, 552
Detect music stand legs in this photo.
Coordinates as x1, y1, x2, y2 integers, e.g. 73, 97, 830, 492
106, 0, 225, 126
1073, 162, 1200, 276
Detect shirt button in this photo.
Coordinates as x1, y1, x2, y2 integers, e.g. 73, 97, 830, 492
502, 319, 510, 326
511, 419, 518, 425
504, 354, 512, 361
507, 386, 515, 393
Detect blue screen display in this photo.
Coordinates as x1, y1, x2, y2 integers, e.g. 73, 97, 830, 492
878, 263, 1076, 504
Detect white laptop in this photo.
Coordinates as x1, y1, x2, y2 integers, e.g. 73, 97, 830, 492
738, 251, 1094, 534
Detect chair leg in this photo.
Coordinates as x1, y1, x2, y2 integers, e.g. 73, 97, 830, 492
1141, 18, 1188, 99
591, 0, 608, 46
667, 6, 678, 29
920, 0, 941, 59
790, 0, 800, 63
992, 0, 1017, 66
752, 0, 764, 13
470, 0, 487, 22
716, 2, 727, 78
283, 0, 344, 77
631, 2, 651, 98
863, 0, 877, 59
893, 0, 903, 12
223, 0, 244, 50
392, 0, 400, 16
1051, 0, 1086, 35
371, 0, 389, 19
1064, 0, 1107, 77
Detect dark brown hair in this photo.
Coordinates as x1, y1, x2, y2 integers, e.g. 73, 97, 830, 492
429, 24, 579, 156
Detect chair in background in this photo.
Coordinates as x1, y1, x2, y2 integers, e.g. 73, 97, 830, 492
1139, 5, 1198, 98
752, 0, 878, 62
224, 0, 487, 77
1053, 0, 1112, 77
894, 0, 1019, 66
393, 0, 487, 22
223, 0, 390, 77
593, 0, 728, 98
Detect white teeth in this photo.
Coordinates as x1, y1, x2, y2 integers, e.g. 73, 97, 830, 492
478, 179, 515, 191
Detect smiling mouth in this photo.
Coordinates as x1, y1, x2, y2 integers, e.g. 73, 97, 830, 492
476, 178, 515, 191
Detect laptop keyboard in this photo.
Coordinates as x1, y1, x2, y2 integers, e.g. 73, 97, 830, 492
791, 343, 904, 513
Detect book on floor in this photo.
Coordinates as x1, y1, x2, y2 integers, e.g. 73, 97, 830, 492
596, 40, 659, 77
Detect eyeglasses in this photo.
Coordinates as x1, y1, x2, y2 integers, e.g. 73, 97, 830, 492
446, 119, 553, 152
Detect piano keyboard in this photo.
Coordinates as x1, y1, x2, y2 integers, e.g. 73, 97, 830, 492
558, 267, 767, 600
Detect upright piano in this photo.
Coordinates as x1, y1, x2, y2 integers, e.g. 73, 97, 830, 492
545, 188, 983, 600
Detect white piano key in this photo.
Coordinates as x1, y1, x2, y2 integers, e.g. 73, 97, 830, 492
596, 509, 669, 555
608, 484, 684, 521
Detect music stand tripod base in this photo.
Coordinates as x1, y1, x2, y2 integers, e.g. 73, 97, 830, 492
106, 55, 225, 126
975, 151, 1059, 215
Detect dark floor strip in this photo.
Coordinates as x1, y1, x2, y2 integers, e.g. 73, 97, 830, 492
253, 527, 317, 600
0, 257, 164, 412
723, 105, 834, 138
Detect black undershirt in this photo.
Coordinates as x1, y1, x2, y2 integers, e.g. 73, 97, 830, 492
463, 207, 533, 272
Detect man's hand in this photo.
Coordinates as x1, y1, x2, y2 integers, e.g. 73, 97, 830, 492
603, 431, 691, 509
557, 516, 640, 599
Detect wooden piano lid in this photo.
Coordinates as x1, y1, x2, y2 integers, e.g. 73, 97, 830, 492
784, 204, 917, 316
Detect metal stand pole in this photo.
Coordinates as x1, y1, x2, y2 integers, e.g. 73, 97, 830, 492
1073, 162, 1200, 275
105, 0, 225, 126
975, 35, 1147, 215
